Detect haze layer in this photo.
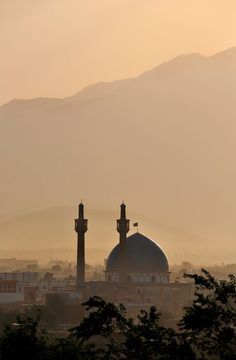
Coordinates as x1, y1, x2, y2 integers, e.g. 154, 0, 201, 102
1, 0, 236, 105
0, 49, 236, 264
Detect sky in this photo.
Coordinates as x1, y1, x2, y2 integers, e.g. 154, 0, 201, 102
1, 0, 236, 105
1, 1, 236, 263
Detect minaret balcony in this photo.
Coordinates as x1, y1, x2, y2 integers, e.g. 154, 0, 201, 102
116, 219, 130, 233
75, 219, 88, 233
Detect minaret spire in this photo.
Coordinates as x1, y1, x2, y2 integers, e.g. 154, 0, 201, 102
79, 202, 84, 218
117, 203, 130, 283
75, 202, 88, 289
120, 202, 126, 218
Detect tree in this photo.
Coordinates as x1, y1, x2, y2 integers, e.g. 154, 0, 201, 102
51, 265, 62, 273
71, 296, 195, 360
42, 272, 54, 280
70, 296, 127, 359
26, 263, 39, 271
0, 270, 234, 360
123, 306, 195, 360
180, 269, 236, 360
70, 271, 235, 360
0, 311, 48, 360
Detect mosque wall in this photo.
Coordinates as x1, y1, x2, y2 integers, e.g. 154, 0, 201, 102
105, 272, 170, 283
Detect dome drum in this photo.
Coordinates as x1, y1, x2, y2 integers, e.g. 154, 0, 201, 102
105, 272, 170, 283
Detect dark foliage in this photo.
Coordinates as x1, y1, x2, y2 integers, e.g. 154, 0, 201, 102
0, 311, 47, 360
0, 270, 234, 360
180, 269, 236, 360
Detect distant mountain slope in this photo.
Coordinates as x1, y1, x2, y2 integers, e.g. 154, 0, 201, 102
0, 206, 207, 264
0, 48, 236, 264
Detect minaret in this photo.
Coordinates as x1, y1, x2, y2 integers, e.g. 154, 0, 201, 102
117, 203, 130, 283
74, 203, 88, 289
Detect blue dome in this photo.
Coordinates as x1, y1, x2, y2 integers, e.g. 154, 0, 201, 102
106, 233, 169, 273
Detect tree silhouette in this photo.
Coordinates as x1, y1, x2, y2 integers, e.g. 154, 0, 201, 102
180, 269, 236, 360
0, 311, 47, 360
0, 270, 234, 360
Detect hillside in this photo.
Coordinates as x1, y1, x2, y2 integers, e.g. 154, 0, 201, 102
0, 206, 210, 265
0, 48, 236, 263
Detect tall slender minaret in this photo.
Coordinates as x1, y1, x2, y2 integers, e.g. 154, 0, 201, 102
74, 203, 88, 289
117, 203, 130, 283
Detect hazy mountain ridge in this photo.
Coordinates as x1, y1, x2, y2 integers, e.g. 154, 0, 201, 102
3, 48, 235, 109
1, 48, 236, 264
0, 206, 208, 264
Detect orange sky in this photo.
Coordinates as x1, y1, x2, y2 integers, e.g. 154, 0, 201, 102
1, 0, 236, 105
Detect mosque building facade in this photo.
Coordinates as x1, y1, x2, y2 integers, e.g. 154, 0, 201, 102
74, 203, 194, 320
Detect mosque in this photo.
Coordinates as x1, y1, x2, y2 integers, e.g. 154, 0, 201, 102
74, 203, 194, 319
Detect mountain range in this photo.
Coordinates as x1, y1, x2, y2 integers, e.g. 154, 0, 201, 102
1, 48, 236, 264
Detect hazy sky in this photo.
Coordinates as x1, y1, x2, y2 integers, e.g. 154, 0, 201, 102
1, 0, 236, 105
